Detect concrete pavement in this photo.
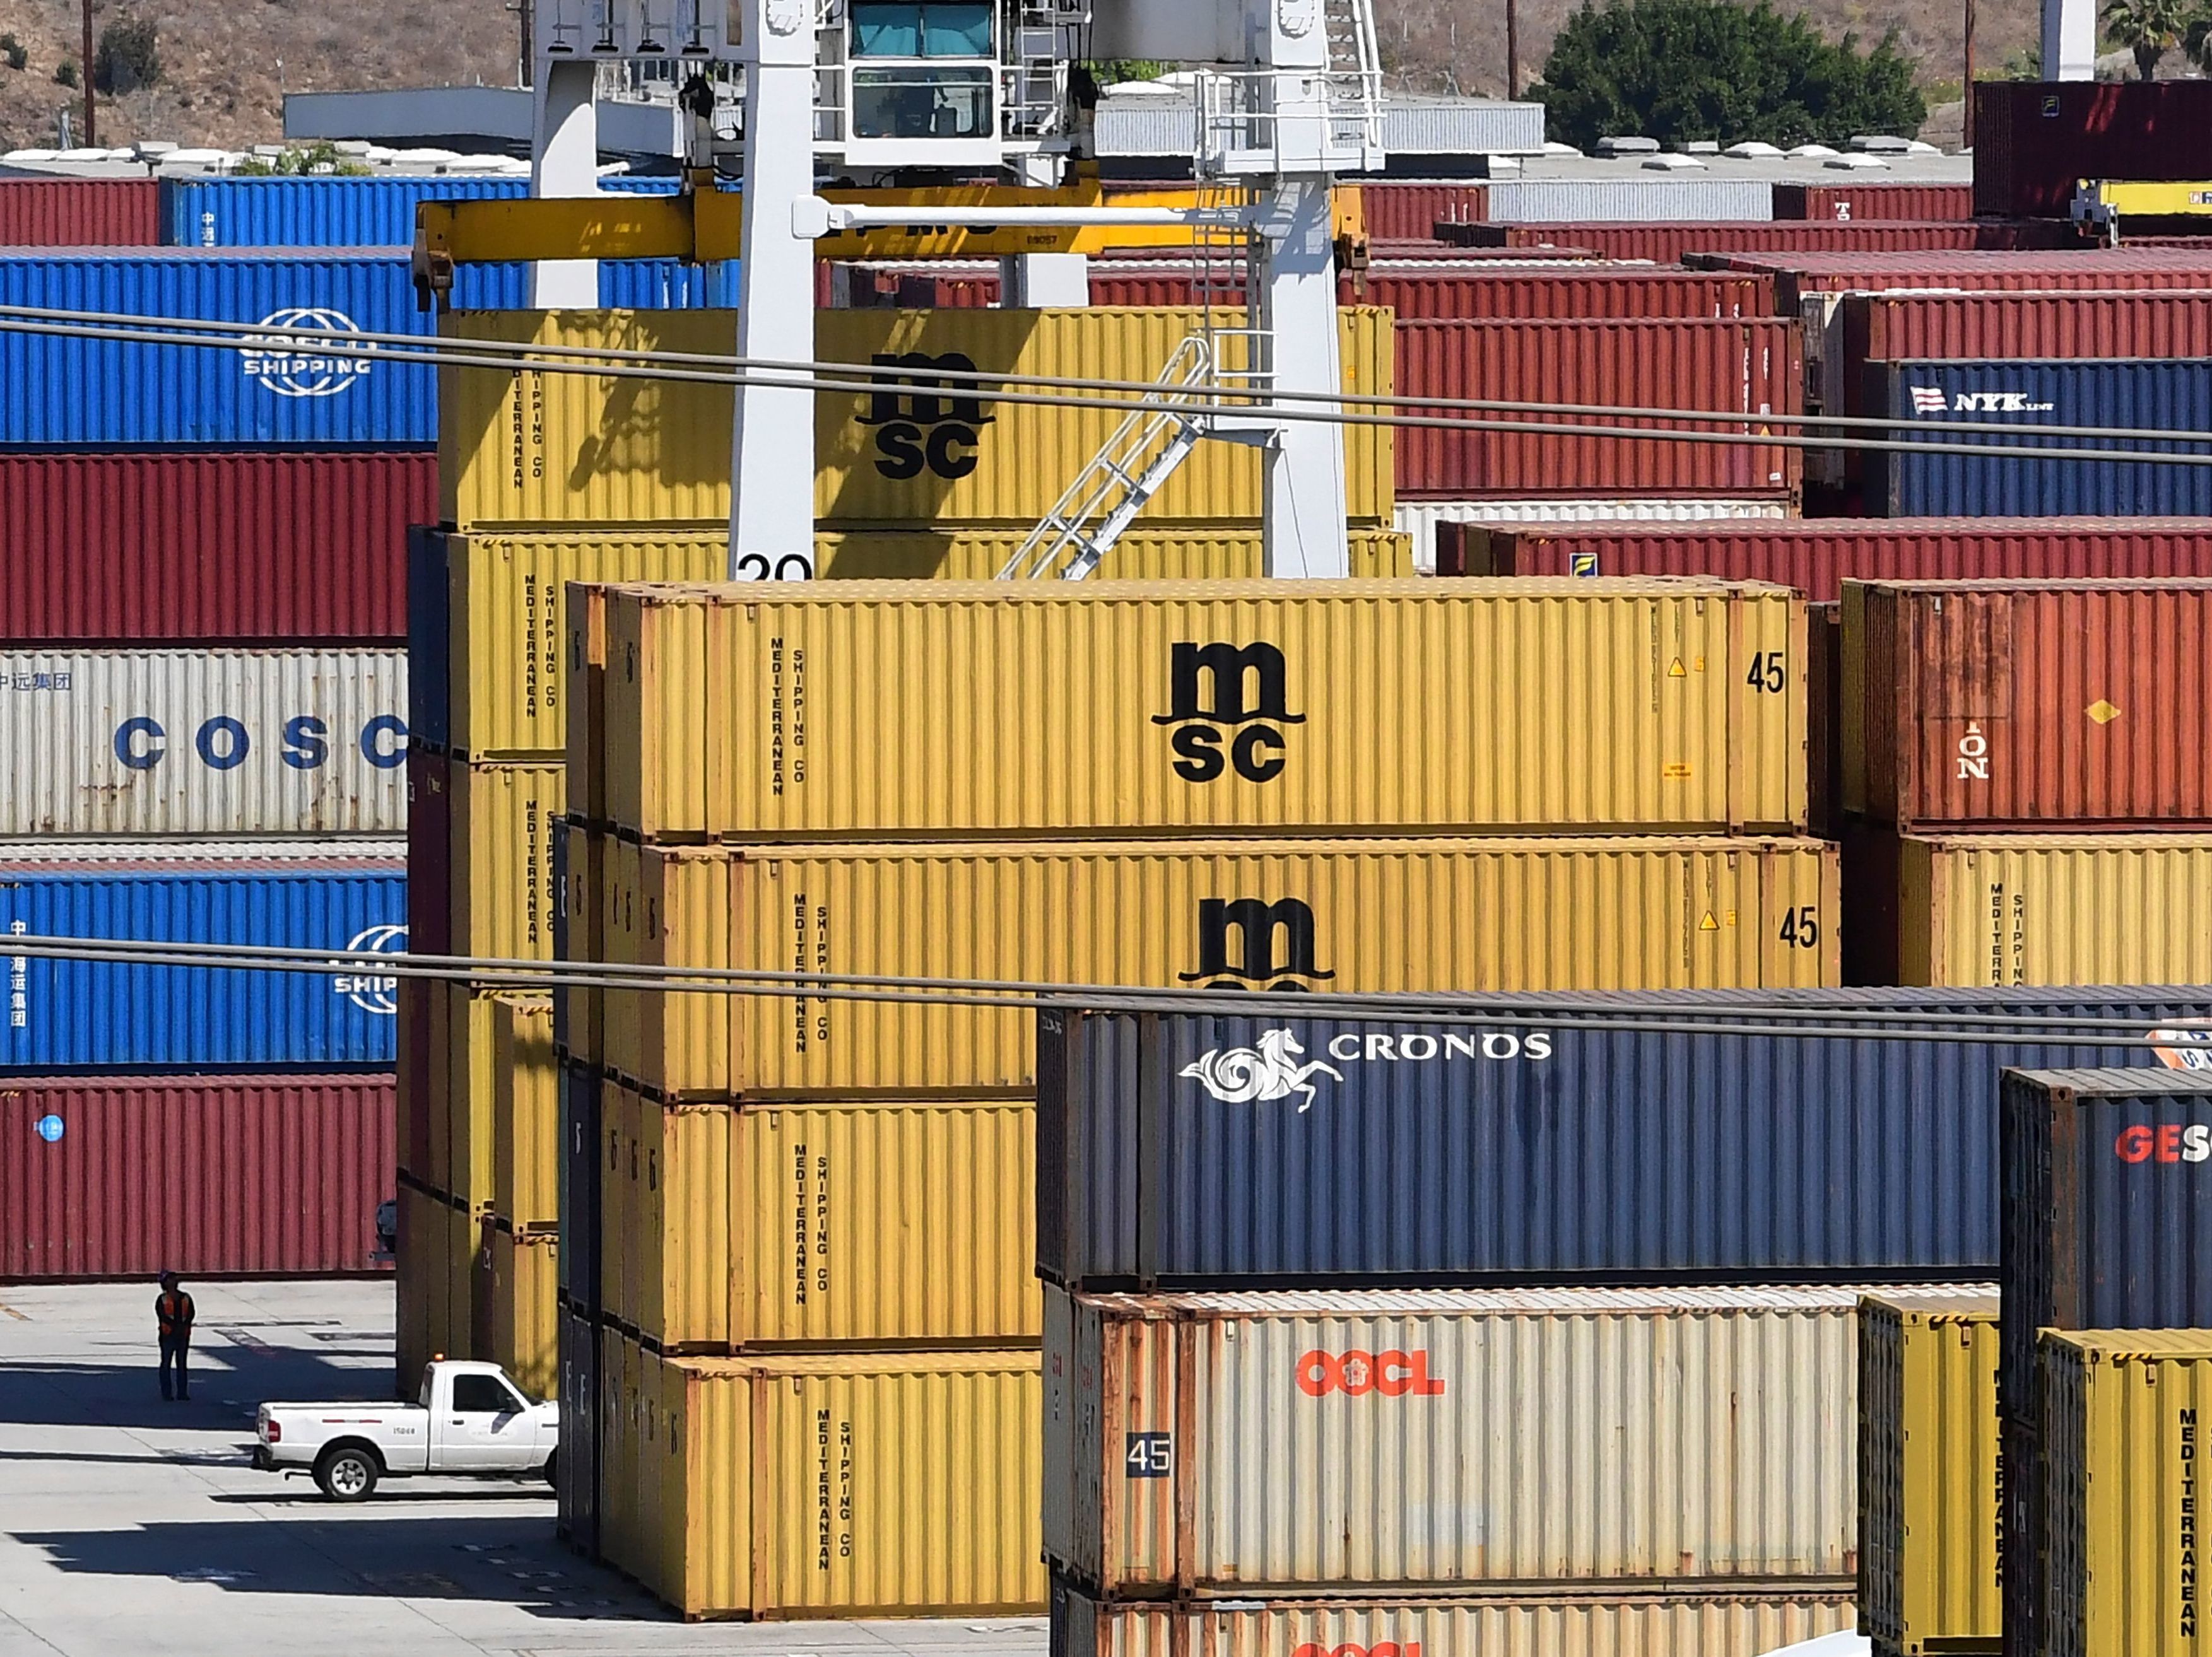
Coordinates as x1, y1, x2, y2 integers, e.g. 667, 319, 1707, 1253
0, 1279, 1047, 1657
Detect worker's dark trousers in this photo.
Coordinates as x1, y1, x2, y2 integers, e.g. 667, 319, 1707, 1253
159, 1335, 190, 1400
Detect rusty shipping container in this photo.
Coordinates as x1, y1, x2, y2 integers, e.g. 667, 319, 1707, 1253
1857, 1293, 2003, 1656
1975, 79, 2212, 216
603, 1087, 1038, 1348
1845, 831, 2212, 987
1698, 248, 2212, 316
592, 578, 1809, 841
1442, 517, 2212, 602
1355, 181, 1491, 239
606, 1334, 1044, 1618
1442, 221, 2011, 263
1049, 1576, 1856, 1657
1772, 183, 1975, 221
1086, 266, 1783, 318
1392, 319, 1800, 500
596, 834, 1840, 1099
440, 308, 1394, 529
2038, 1328, 2212, 1657
0, 178, 160, 244
0, 1075, 394, 1281
0, 452, 432, 641
1042, 1283, 1951, 1595
1998, 1068, 2212, 1424
1844, 579, 2212, 831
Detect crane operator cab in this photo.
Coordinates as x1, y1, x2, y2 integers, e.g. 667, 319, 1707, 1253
820, 0, 1073, 179
849, 3, 995, 144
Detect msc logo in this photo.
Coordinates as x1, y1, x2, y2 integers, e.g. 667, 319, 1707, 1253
238, 308, 372, 398
2116, 1123, 2212, 1164
1178, 897, 1334, 991
1179, 1029, 1344, 1111
859, 353, 994, 481
1153, 641, 1303, 784
1297, 1349, 1445, 1398
1909, 385, 2056, 416
330, 924, 406, 1017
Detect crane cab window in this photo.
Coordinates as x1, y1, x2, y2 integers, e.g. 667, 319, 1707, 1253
849, 1, 995, 141
850, 2, 992, 56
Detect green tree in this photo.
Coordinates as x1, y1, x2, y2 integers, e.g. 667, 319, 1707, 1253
92, 16, 160, 95
1530, 0, 1928, 151
2103, 0, 2201, 78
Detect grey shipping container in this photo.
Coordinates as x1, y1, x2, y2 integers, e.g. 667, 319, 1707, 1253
1486, 177, 1775, 223
1868, 358, 2212, 517
556, 1302, 599, 1556
1997, 1065, 2212, 1424
1035, 991, 2212, 1290
556, 1061, 601, 1317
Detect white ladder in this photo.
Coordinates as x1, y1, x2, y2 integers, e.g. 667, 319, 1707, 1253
1322, 0, 1386, 163
1004, 2, 1080, 138
999, 335, 1218, 580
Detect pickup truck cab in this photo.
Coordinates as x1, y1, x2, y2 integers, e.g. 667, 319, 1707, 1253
254, 1359, 558, 1502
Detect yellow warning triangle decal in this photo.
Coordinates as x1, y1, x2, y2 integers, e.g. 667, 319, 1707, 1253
2087, 700, 2122, 725
1698, 911, 1719, 932
1668, 658, 1688, 678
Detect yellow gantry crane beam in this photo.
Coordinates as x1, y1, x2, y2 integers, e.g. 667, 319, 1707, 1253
413, 180, 1368, 300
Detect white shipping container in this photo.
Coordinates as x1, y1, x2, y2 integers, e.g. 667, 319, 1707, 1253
0, 650, 408, 836
1485, 178, 1775, 223
1052, 1576, 1857, 1657
1044, 1284, 1992, 1595
1394, 498, 1794, 572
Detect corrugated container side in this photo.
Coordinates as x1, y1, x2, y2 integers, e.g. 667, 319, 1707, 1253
1040, 992, 2212, 1288
0, 1075, 394, 1280
394, 1177, 444, 1394
814, 527, 1413, 579
1, 452, 430, 641
1393, 319, 1801, 498
1772, 183, 1974, 221
637, 1347, 1045, 1618
616, 836, 1840, 1099
1999, 1069, 2212, 1424
0, 249, 527, 447
565, 588, 611, 831
1457, 221, 1999, 262
408, 527, 453, 751
479, 1226, 559, 1401
439, 307, 1394, 528
1857, 1294, 2003, 1655
599, 578, 1808, 841
1485, 178, 1775, 222
0, 843, 404, 1070
1450, 517, 2212, 602
1975, 79, 2212, 216
0, 178, 160, 244
397, 975, 433, 1188
158, 176, 532, 246
1845, 580, 2212, 830
0, 649, 408, 836
450, 759, 564, 961
1871, 359, 2212, 518
2001, 1414, 2046, 1657
2038, 1330, 2212, 1657
1854, 833, 2212, 987
490, 994, 558, 1229
616, 1096, 1038, 1348
556, 820, 603, 1067
1049, 1284, 1885, 1593
1356, 182, 1490, 239
556, 1060, 603, 1314
556, 1303, 601, 1552
1407, 500, 1794, 575
1047, 1574, 1857, 1657
405, 749, 450, 963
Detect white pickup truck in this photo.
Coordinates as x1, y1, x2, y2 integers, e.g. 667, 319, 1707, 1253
253, 1360, 559, 1501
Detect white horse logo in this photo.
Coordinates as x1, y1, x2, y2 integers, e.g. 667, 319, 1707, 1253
1179, 1029, 1344, 1112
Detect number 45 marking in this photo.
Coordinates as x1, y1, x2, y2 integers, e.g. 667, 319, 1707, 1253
1125, 1432, 1172, 1478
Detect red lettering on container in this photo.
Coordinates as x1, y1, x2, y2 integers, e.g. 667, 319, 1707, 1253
2162, 1123, 2186, 1163
1296, 1350, 1446, 1398
2120, 1125, 2156, 1162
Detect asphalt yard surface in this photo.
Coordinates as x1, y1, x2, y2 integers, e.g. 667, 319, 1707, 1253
0, 1278, 1046, 1657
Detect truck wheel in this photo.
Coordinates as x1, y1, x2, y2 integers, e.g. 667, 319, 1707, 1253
315, 1446, 380, 1502
542, 1451, 558, 1490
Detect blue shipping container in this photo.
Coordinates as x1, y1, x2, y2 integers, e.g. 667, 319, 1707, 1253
160, 177, 534, 248
1873, 358, 2212, 516
0, 843, 404, 1070
0, 249, 528, 448
1999, 1065, 2212, 1422
1037, 990, 2212, 1288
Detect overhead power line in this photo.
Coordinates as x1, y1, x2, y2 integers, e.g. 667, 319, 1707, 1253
4, 303, 2211, 467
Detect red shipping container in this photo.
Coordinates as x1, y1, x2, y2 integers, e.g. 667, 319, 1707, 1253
1704, 248, 2212, 313
1772, 184, 1975, 223
1442, 221, 2008, 263
0, 451, 431, 641
0, 179, 160, 246
1355, 181, 1490, 240
0, 1075, 396, 1280
1976, 81, 2212, 218
1393, 318, 1802, 499
1844, 578, 2212, 830
1438, 516, 2212, 602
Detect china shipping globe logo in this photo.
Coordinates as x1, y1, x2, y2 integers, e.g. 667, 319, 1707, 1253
238, 308, 372, 398
331, 924, 406, 1016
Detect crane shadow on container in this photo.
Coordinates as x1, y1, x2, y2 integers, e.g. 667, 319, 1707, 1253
10, 1514, 670, 1620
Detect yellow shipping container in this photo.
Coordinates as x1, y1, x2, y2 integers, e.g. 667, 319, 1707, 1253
474, 1225, 560, 1402
491, 993, 559, 1229
604, 1096, 1038, 1349
597, 577, 1809, 842
609, 1340, 1044, 1619
1859, 1293, 2003, 1656
450, 758, 565, 961
440, 985, 502, 1214
812, 527, 1414, 582
592, 833, 1840, 1099
2040, 1328, 2212, 1657
601, 1081, 635, 1329
439, 307, 1394, 529
567, 588, 611, 831
1889, 834, 2212, 987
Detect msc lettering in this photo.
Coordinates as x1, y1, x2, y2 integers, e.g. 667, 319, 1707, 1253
113, 714, 407, 771
1297, 1349, 1445, 1398
2115, 1122, 2212, 1163
1291, 1644, 1422, 1657
1155, 640, 1303, 785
